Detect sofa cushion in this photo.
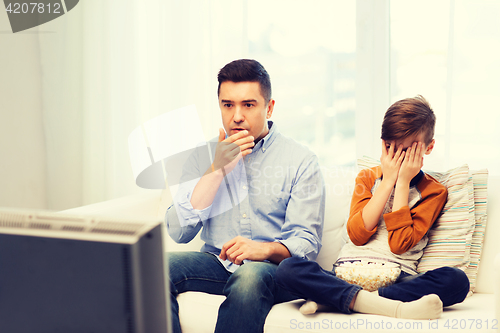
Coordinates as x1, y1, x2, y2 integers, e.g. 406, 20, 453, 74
176, 291, 496, 333
315, 166, 356, 270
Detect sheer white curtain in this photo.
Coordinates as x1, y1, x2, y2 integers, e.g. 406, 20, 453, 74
355, 0, 390, 160
370, 0, 500, 174
36, 0, 498, 210
247, 0, 357, 168
39, 0, 247, 209
37, 4, 83, 210
389, 0, 500, 174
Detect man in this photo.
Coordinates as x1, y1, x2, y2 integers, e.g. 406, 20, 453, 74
166, 59, 325, 333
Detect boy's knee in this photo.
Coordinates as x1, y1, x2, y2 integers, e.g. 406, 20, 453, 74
448, 267, 470, 290
280, 256, 304, 268
435, 266, 470, 303
225, 262, 276, 299
437, 267, 469, 286
276, 257, 303, 285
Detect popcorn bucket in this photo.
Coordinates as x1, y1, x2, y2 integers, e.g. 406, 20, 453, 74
334, 261, 401, 292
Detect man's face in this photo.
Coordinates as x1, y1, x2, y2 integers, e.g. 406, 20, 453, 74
219, 81, 274, 143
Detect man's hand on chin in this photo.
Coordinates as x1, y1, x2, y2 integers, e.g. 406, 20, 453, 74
212, 129, 254, 174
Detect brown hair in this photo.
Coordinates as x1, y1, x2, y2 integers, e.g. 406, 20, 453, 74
381, 95, 436, 145
217, 59, 272, 102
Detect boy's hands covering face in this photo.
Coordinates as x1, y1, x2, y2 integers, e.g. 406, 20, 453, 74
397, 142, 425, 184
380, 140, 405, 185
213, 128, 254, 174
381, 140, 425, 185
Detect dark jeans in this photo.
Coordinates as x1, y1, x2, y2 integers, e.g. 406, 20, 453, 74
168, 252, 298, 333
276, 257, 470, 314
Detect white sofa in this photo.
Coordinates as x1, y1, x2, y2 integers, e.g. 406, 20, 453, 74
65, 166, 500, 333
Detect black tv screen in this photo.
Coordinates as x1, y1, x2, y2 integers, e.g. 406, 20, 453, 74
0, 209, 171, 333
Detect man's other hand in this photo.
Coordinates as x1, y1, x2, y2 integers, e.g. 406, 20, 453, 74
219, 236, 290, 265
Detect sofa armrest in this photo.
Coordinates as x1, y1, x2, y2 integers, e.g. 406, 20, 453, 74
61, 190, 163, 218
495, 252, 500, 323
62, 190, 204, 253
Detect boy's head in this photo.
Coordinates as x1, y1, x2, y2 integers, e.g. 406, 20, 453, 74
217, 59, 272, 103
381, 95, 436, 153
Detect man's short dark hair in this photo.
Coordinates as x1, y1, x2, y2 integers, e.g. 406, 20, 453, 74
381, 95, 436, 145
217, 59, 272, 103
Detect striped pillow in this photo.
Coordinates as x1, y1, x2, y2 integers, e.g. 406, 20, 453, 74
418, 165, 475, 275
466, 169, 488, 293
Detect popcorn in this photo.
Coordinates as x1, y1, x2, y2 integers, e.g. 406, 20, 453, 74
334, 261, 401, 292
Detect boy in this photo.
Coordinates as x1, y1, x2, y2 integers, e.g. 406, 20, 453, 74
276, 96, 469, 319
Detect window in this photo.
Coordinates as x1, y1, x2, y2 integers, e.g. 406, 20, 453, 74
247, 0, 357, 167
391, 0, 500, 173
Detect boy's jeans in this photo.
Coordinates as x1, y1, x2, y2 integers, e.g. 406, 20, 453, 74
276, 256, 470, 314
168, 252, 298, 333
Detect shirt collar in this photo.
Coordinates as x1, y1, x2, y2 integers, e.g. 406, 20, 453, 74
254, 121, 278, 151
410, 170, 424, 187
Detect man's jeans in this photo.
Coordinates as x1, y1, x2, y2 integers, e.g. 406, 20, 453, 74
168, 252, 298, 333
276, 257, 470, 314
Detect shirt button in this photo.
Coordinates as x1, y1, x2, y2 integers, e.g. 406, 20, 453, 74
262, 148, 266, 152
242, 213, 247, 218
243, 185, 248, 190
